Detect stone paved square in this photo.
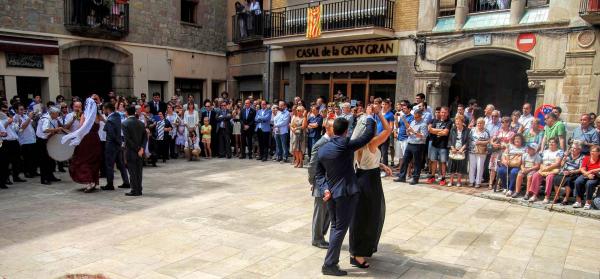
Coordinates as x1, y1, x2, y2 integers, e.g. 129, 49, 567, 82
1, 158, 600, 279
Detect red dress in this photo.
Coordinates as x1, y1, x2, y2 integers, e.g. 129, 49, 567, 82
69, 122, 102, 185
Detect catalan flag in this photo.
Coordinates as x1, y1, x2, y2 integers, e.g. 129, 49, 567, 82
306, 5, 322, 39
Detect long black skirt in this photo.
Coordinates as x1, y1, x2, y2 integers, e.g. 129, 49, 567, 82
349, 168, 386, 257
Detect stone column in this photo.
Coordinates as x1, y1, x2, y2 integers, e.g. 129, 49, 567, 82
510, 0, 526, 25
415, 71, 455, 109
418, 0, 439, 32
455, 0, 468, 31
528, 80, 545, 109
4, 76, 17, 100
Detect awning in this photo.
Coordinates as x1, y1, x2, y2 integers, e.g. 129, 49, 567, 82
0, 35, 59, 55
238, 77, 263, 92
300, 61, 397, 74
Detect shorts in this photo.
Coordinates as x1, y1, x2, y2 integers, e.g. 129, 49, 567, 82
394, 140, 408, 160
429, 146, 449, 163
202, 138, 211, 144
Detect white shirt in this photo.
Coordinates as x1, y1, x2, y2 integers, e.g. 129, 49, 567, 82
518, 114, 534, 130
15, 114, 36, 145
98, 115, 107, 141
1, 119, 19, 141
185, 137, 200, 149
64, 112, 82, 132
250, 1, 261, 14
166, 112, 179, 137
36, 116, 57, 139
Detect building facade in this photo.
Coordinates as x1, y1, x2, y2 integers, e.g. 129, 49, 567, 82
0, 0, 228, 102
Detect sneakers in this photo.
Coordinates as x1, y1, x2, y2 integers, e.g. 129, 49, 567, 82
584, 204, 592, 210
439, 180, 447, 186
511, 192, 520, 198
528, 196, 538, 202
426, 177, 436, 184
573, 202, 582, 208
523, 193, 530, 201
506, 190, 513, 197
543, 197, 550, 204
475, 184, 481, 188
503, 189, 508, 194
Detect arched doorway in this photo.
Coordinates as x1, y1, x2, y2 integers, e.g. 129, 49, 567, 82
441, 50, 536, 114
71, 59, 113, 99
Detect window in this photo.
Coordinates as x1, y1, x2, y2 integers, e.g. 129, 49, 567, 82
181, 0, 198, 24
175, 78, 203, 104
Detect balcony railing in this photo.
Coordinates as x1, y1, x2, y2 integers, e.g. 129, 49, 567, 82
64, 0, 129, 39
580, 0, 600, 25
470, 0, 511, 13
265, 0, 394, 38
232, 12, 267, 44
439, 0, 549, 17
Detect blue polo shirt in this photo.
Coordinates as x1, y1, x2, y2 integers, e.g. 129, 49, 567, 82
376, 111, 395, 134
397, 113, 414, 141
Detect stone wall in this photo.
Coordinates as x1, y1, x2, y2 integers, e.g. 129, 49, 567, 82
0, 0, 227, 53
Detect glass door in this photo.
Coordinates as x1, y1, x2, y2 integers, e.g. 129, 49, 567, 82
350, 83, 367, 107
333, 82, 348, 103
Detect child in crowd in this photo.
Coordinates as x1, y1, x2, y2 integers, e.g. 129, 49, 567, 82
201, 117, 212, 159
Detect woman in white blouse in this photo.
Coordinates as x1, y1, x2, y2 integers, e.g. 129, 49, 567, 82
183, 102, 199, 142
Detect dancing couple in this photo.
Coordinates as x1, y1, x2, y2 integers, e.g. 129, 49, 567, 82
314, 103, 392, 276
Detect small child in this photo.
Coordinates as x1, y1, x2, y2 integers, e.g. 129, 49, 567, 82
201, 117, 212, 159
518, 143, 542, 200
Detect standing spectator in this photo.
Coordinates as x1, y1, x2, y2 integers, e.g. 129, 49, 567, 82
201, 117, 212, 159
518, 103, 534, 131
339, 103, 354, 137
528, 137, 564, 203
447, 114, 469, 187
307, 105, 323, 161
183, 103, 199, 143
468, 118, 491, 188
541, 113, 566, 151
394, 109, 429, 185
240, 99, 256, 159
273, 101, 290, 162
394, 102, 413, 171
175, 108, 186, 156
232, 105, 242, 156
573, 145, 600, 209
378, 99, 395, 166
427, 106, 452, 186
216, 102, 233, 158
271, 105, 280, 161
154, 112, 172, 163
165, 104, 179, 159
465, 99, 477, 126
290, 106, 308, 168
510, 111, 522, 133
523, 117, 543, 147
255, 100, 271, 161
595, 116, 600, 135
148, 92, 166, 115
570, 113, 599, 155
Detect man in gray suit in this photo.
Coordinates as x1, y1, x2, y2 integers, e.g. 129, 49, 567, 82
122, 106, 147, 196
307, 118, 334, 249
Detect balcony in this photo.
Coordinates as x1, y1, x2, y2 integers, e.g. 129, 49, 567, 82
263, 0, 395, 46
64, 0, 129, 39
232, 13, 267, 44
580, 0, 600, 25
439, 0, 549, 17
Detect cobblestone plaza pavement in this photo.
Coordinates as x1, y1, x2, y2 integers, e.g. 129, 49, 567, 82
1, 159, 600, 279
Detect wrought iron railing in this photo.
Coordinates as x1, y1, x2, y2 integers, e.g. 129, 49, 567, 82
580, 0, 600, 15
470, 0, 511, 13
232, 12, 268, 43
439, 0, 549, 17
64, 0, 129, 39
265, 0, 395, 38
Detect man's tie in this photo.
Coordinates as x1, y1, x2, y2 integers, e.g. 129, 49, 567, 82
155, 102, 159, 111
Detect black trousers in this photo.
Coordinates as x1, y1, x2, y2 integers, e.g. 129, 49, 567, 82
157, 139, 169, 162
36, 137, 55, 183
324, 194, 359, 267
21, 143, 37, 176
1, 140, 21, 180
125, 149, 143, 194
241, 128, 253, 157
379, 137, 390, 166
398, 143, 425, 181
257, 129, 270, 159
105, 142, 129, 187
218, 129, 232, 157
168, 135, 177, 158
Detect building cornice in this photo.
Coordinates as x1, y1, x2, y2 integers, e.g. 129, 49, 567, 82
0, 28, 226, 58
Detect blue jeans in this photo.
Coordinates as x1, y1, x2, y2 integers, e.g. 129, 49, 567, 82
497, 166, 519, 191
275, 133, 289, 160
307, 136, 319, 159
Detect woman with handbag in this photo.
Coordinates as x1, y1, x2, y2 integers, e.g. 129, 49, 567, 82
573, 145, 600, 209
448, 115, 469, 186
488, 117, 515, 190
552, 142, 584, 205
528, 137, 564, 203
290, 106, 308, 168
468, 118, 490, 188
497, 134, 526, 197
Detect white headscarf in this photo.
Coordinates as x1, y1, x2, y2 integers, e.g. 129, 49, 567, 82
61, 97, 98, 146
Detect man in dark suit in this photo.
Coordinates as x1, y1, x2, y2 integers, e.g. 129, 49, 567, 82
216, 101, 232, 158
239, 99, 256, 159
147, 92, 167, 116
101, 102, 130, 191
201, 100, 218, 155
122, 105, 147, 196
315, 116, 376, 276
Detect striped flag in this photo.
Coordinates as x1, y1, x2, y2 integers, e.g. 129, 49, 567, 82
306, 5, 322, 39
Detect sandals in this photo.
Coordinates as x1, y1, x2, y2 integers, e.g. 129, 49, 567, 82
350, 257, 370, 269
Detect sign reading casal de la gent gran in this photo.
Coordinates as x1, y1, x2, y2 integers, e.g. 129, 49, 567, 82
289, 40, 398, 61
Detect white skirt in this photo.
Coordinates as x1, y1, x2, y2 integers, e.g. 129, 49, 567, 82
232, 122, 241, 135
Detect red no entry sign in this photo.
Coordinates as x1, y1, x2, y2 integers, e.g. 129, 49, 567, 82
517, 33, 536, 52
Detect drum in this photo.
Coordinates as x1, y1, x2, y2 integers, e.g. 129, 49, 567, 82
47, 134, 75, 161
449, 151, 465, 161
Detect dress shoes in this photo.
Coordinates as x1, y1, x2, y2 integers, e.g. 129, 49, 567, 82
393, 177, 406, 183
0, 185, 8, 189
322, 265, 347, 276
5, 180, 12, 185
408, 179, 418, 185
50, 177, 61, 182
256, 157, 262, 160
312, 241, 329, 249
41, 180, 52, 185
125, 192, 142, 196
100, 185, 115, 191
25, 174, 35, 178
13, 177, 27, 183
118, 184, 131, 189
261, 158, 268, 162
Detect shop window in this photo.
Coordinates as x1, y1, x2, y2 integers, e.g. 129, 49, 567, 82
181, 0, 198, 24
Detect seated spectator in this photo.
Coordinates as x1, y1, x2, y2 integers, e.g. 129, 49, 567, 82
573, 145, 600, 209
552, 142, 584, 205
517, 143, 542, 199
498, 134, 526, 197
528, 138, 564, 203
184, 131, 201, 161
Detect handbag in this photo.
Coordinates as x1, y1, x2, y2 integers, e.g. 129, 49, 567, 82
474, 143, 488, 154
449, 151, 465, 160
538, 165, 559, 176
507, 154, 522, 168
